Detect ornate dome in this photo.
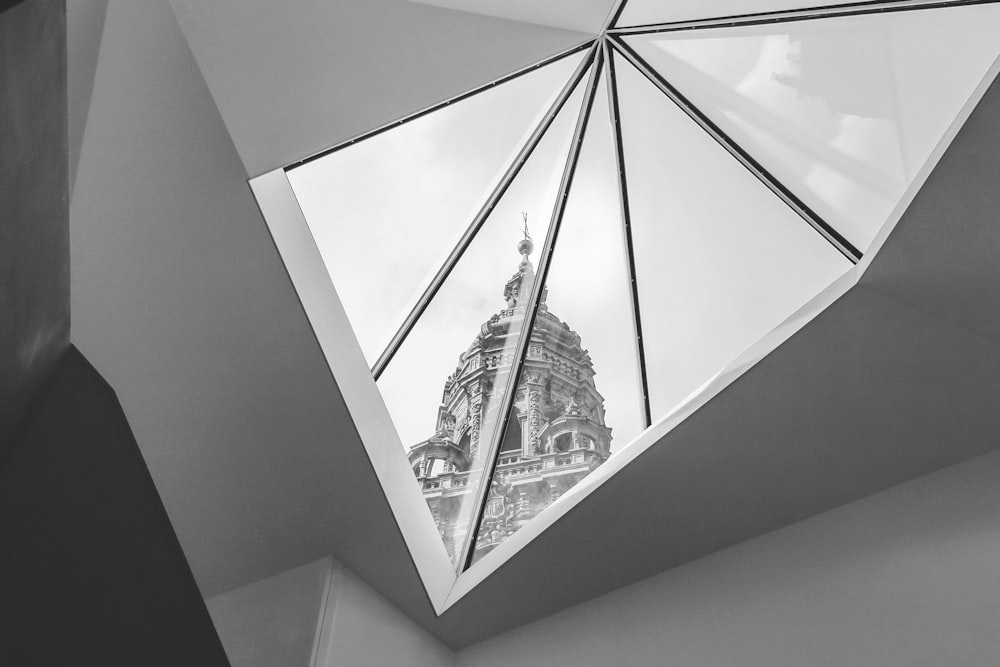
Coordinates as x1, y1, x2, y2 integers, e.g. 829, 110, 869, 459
408, 238, 612, 563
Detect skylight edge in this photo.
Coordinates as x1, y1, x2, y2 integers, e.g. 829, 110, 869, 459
284, 39, 595, 173
446, 264, 863, 608
609, 0, 1000, 36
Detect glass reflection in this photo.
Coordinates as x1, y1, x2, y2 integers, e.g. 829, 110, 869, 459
470, 73, 645, 564
377, 78, 589, 564
625, 4, 1000, 250
287, 51, 585, 364
618, 0, 845, 28
614, 51, 851, 422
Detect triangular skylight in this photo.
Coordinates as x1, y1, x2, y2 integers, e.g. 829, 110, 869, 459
622, 3, 1000, 252
256, 0, 1000, 613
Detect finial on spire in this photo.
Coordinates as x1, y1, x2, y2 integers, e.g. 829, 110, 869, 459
518, 212, 534, 260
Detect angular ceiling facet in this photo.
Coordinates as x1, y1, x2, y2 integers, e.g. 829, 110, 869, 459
376, 73, 589, 564
613, 52, 852, 421
623, 4, 1000, 252
617, 0, 856, 27
286, 50, 585, 365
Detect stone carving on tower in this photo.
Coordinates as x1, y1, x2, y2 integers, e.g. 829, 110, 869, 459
408, 226, 612, 565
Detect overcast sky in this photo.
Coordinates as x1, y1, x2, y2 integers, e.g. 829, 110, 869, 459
632, 4, 1000, 252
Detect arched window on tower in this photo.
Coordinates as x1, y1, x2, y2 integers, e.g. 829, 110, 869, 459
499, 417, 523, 455
553, 432, 573, 453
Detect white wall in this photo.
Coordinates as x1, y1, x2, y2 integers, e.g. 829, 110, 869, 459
207, 558, 332, 667
208, 558, 455, 667
169, 0, 589, 176
458, 450, 1000, 666
315, 561, 455, 667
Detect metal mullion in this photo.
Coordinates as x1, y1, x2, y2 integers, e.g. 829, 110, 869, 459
602, 41, 652, 429
286, 40, 594, 170
371, 42, 598, 379
609, 0, 996, 36
603, 0, 631, 30
607, 35, 862, 263
458, 47, 606, 572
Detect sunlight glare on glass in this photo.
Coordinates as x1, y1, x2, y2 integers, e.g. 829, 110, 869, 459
617, 0, 842, 27
614, 51, 851, 422
624, 3, 1000, 251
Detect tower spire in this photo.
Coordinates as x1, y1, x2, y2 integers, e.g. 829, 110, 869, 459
518, 211, 533, 263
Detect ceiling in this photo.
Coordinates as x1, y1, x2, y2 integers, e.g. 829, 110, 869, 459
407, 0, 616, 34
69, 0, 1000, 649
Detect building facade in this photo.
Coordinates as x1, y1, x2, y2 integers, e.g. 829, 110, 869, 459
408, 236, 612, 564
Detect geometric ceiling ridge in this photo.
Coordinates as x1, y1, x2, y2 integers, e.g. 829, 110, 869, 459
618, 0, 827, 27
408, 0, 614, 35
863, 282, 1000, 355
68, 0, 111, 199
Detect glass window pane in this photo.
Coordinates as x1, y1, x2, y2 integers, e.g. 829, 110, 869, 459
624, 4, 1000, 251
614, 52, 851, 422
376, 76, 589, 564
618, 0, 842, 27
469, 71, 646, 564
287, 51, 586, 364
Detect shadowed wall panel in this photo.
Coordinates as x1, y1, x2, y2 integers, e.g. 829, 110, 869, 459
0, 346, 229, 666
0, 0, 70, 449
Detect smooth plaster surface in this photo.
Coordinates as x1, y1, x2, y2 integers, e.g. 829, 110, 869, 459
168, 0, 591, 176
859, 69, 1000, 346
316, 561, 456, 667
408, 0, 615, 33
0, 0, 69, 449
457, 450, 1000, 666
70, 0, 1000, 649
208, 557, 455, 667
433, 283, 1000, 646
0, 346, 229, 665
66, 0, 108, 196
208, 558, 332, 667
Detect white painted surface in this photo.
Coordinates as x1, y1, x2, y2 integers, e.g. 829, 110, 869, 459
317, 561, 456, 667
457, 451, 1000, 666
250, 170, 456, 612
169, 0, 590, 176
207, 558, 333, 667
208, 557, 455, 666
409, 0, 615, 33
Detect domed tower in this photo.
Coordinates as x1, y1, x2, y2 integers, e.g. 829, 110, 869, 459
408, 232, 612, 562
